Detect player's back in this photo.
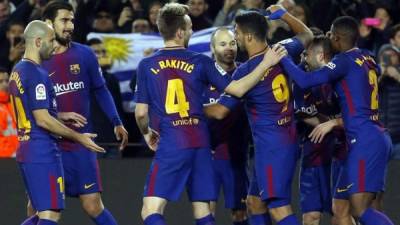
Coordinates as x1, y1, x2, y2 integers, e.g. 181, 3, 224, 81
136, 47, 231, 149
332, 49, 382, 139
9, 60, 59, 163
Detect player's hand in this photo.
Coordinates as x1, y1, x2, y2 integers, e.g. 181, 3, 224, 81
222, 0, 238, 13
78, 133, 106, 153
308, 120, 336, 143
143, 128, 159, 151
58, 112, 87, 128
265, 4, 287, 20
114, 125, 129, 151
262, 44, 287, 67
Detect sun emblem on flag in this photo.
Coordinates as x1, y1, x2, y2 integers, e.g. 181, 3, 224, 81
103, 37, 133, 64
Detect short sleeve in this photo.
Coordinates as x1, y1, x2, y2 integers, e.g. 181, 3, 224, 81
201, 56, 232, 92
218, 93, 240, 110
134, 60, 149, 104
27, 72, 50, 110
278, 37, 304, 59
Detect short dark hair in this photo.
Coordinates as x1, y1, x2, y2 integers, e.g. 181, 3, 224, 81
234, 11, 268, 42
156, 3, 189, 41
309, 35, 334, 60
42, 0, 74, 22
390, 24, 400, 39
332, 16, 359, 46
87, 38, 102, 46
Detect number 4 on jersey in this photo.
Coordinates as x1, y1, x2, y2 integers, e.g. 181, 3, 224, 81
165, 79, 190, 117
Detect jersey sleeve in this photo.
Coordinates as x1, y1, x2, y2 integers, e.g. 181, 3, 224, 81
134, 60, 150, 104
281, 54, 348, 89
201, 56, 232, 92
86, 48, 106, 89
27, 71, 50, 110
278, 37, 304, 59
218, 93, 241, 110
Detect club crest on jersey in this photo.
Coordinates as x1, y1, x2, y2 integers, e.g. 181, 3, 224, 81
70, 64, 81, 74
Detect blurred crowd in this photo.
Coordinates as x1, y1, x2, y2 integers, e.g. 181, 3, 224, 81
0, 0, 400, 158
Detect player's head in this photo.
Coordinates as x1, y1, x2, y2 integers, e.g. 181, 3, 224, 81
304, 35, 333, 70
234, 11, 267, 52
157, 3, 192, 48
0, 67, 9, 92
327, 16, 359, 52
42, 1, 74, 46
24, 20, 56, 60
210, 27, 237, 66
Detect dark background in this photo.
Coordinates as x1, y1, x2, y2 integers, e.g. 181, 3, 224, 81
1, 158, 399, 225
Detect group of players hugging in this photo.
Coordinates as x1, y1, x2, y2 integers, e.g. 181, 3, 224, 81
9, 1, 395, 225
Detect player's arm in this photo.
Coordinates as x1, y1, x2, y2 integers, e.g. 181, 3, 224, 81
266, 5, 313, 47
280, 56, 346, 89
203, 102, 231, 120
87, 48, 128, 150
224, 45, 287, 97
135, 103, 159, 151
33, 109, 105, 152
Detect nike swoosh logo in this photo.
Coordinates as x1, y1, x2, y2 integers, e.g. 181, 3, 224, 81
84, 183, 96, 189
49, 71, 56, 77
337, 183, 354, 193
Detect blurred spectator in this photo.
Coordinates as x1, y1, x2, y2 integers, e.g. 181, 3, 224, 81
147, 1, 162, 33
358, 6, 393, 56
0, 67, 18, 158
0, 0, 12, 23
92, 7, 116, 33
87, 38, 124, 158
0, 20, 25, 71
187, 0, 212, 31
117, 0, 145, 33
389, 24, 400, 52
131, 17, 150, 33
213, 0, 241, 27
378, 44, 400, 159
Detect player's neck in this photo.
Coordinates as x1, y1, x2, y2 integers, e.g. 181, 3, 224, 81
53, 41, 70, 54
216, 61, 236, 72
164, 40, 185, 48
247, 42, 268, 59
23, 49, 41, 65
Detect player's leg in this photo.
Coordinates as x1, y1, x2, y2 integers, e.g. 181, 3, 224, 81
19, 159, 65, 225
63, 149, 118, 225
331, 199, 354, 225
246, 195, 271, 225
219, 159, 249, 225
189, 148, 218, 225
346, 133, 393, 225
143, 146, 193, 225
255, 143, 300, 225
246, 169, 272, 225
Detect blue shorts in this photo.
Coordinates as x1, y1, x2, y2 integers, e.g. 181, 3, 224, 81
143, 147, 217, 202
332, 160, 348, 200
299, 164, 332, 213
248, 166, 260, 197
19, 158, 65, 211
62, 148, 102, 197
212, 159, 248, 209
253, 139, 299, 207
335, 131, 391, 196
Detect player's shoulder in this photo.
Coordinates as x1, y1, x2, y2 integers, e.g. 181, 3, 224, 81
70, 42, 96, 56
14, 60, 43, 78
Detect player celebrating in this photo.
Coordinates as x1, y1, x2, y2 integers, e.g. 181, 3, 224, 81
26, 2, 129, 225
10, 20, 104, 225
205, 27, 251, 225
280, 16, 394, 225
204, 6, 313, 225
292, 35, 351, 225
134, 3, 286, 225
